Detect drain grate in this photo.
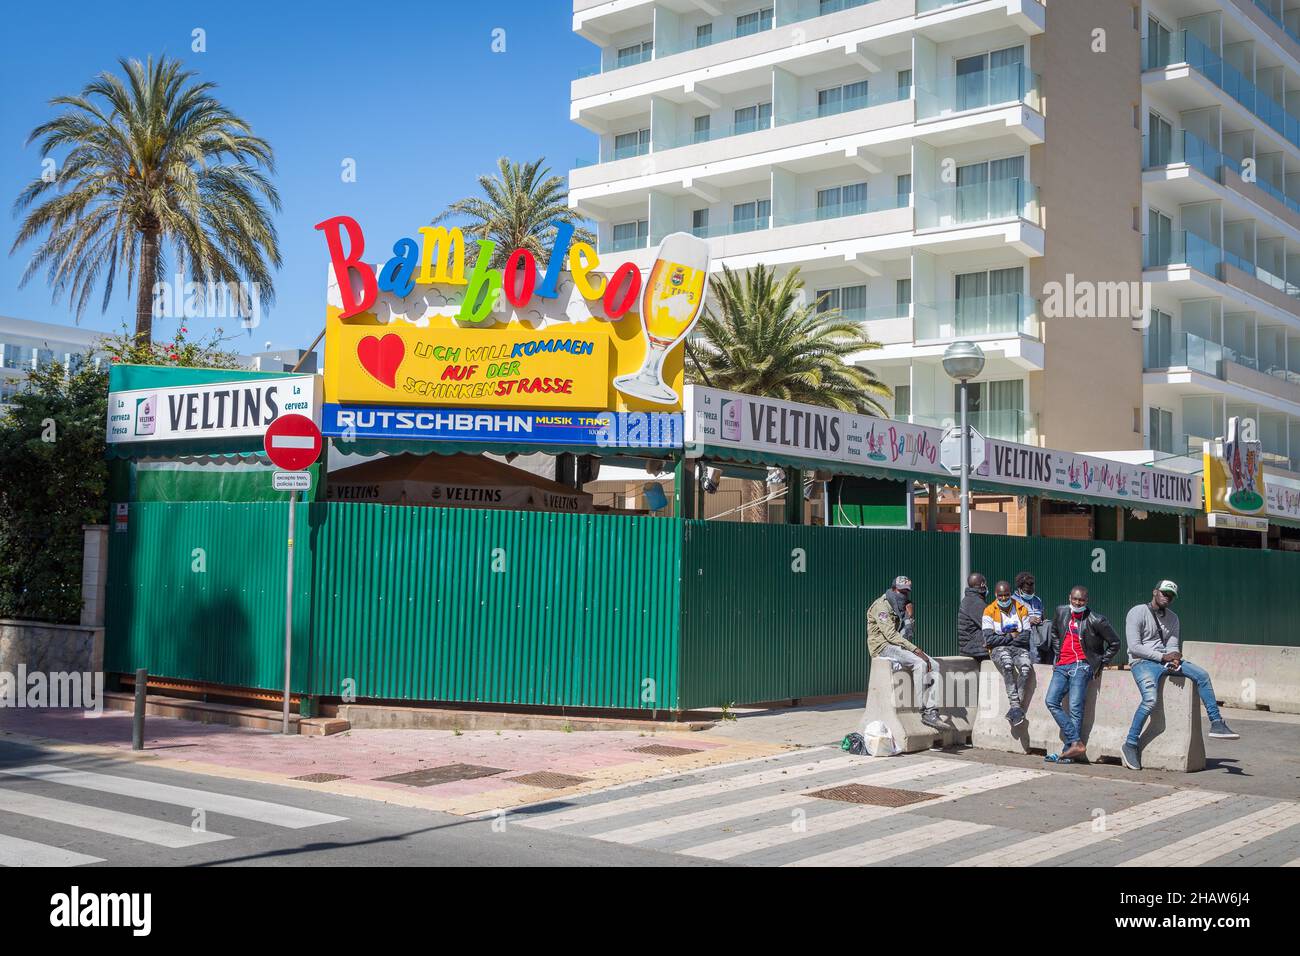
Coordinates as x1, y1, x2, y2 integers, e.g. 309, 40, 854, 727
290, 772, 350, 783
374, 764, 506, 787
632, 744, 705, 757
507, 771, 592, 789
806, 784, 940, 807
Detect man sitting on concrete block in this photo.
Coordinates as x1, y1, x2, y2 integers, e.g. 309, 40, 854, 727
1122, 580, 1239, 771
868, 575, 945, 731
983, 581, 1033, 729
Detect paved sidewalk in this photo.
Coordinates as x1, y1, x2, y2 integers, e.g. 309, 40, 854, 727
0, 708, 786, 815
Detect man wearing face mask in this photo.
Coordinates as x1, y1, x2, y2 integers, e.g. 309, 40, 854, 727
1043, 585, 1121, 763
957, 572, 990, 662
1121, 580, 1239, 771
1014, 571, 1050, 664
982, 581, 1033, 727
867, 576, 945, 731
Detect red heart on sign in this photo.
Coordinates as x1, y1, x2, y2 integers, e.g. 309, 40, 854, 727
357, 333, 404, 388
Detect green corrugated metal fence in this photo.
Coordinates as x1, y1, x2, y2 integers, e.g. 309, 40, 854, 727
105, 502, 314, 692
307, 504, 680, 708
678, 522, 1300, 709
105, 503, 1300, 713
107, 502, 681, 709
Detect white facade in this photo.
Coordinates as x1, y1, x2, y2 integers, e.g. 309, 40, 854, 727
0, 315, 107, 409
570, 0, 1047, 444
1140, 0, 1300, 474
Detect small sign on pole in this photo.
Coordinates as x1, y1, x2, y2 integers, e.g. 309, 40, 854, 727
940, 424, 986, 476
263, 414, 323, 735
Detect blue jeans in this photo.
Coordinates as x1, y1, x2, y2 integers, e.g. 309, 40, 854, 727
1045, 661, 1092, 747
1126, 658, 1222, 746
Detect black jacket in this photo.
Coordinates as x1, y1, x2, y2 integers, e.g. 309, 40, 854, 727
957, 588, 989, 658
1047, 606, 1121, 676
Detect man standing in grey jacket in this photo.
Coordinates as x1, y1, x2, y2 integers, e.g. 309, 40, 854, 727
1121, 580, 1240, 771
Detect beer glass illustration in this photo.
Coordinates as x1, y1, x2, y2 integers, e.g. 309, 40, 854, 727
614, 232, 710, 405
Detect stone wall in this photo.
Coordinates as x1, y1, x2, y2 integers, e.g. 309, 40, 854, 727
0, 620, 103, 674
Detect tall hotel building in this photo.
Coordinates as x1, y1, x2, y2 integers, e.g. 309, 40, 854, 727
568, 0, 1300, 480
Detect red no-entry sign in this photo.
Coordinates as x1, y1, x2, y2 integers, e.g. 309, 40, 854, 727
264, 414, 322, 471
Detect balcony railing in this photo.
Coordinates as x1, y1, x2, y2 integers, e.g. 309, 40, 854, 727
1142, 229, 1224, 273
916, 62, 1041, 120
914, 293, 1040, 341
576, 0, 881, 78
915, 177, 1040, 230
681, 215, 772, 242
1143, 128, 1229, 181
580, 85, 909, 166
602, 235, 649, 254
1250, 0, 1300, 49
771, 191, 908, 228
1144, 29, 1300, 154
1145, 330, 1230, 375
836, 303, 913, 323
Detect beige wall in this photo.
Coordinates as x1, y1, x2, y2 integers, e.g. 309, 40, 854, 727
1029, 0, 1144, 452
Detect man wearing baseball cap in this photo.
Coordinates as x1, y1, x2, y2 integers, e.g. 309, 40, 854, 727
1121, 580, 1239, 771
867, 576, 945, 731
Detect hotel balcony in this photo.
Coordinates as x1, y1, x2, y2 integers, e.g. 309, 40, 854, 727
896, 407, 1035, 443
1143, 228, 1300, 325
1145, 328, 1300, 410
865, 292, 1045, 372
913, 176, 1043, 256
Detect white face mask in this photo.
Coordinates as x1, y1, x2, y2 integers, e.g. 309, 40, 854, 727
1070, 604, 1088, 615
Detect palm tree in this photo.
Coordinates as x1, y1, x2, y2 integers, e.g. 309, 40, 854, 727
435, 157, 594, 269
12, 56, 281, 345
687, 264, 891, 415
686, 264, 892, 523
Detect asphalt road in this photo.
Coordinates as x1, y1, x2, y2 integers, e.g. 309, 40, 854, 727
0, 738, 719, 867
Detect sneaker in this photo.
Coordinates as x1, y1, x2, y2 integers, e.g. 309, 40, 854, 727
1121, 742, 1142, 770
920, 709, 946, 731
1209, 720, 1240, 739
1007, 707, 1026, 727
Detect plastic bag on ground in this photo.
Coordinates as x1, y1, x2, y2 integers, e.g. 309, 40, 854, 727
861, 719, 900, 757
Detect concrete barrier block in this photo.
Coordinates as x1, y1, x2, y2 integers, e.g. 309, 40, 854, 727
1183, 641, 1300, 715
971, 661, 1205, 772
862, 654, 979, 753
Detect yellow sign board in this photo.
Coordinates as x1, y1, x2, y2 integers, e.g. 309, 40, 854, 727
326, 319, 610, 411
1202, 420, 1266, 517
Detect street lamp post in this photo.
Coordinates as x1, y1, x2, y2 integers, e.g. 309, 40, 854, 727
943, 341, 986, 596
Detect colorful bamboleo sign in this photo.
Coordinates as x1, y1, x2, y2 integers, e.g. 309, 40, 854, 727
1266, 479, 1300, 523
318, 217, 709, 414
978, 439, 1202, 512
325, 479, 591, 513
1203, 418, 1266, 517
106, 376, 320, 444
321, 405, 682, 448
685, 386, 946, 475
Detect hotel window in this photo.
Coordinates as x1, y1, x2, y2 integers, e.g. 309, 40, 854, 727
733, 101, 772, 134
954, 380, 1024, 440
613, 128, 650, 160
615, 40, 653, 68
736, 7, 773, 37
1149, 407, 1175, 454
896, 174, 912, 207
955, 155, 1024, 222
817, 80, 869, 118
894, 385, 911, 420
1146, 308, 1173, 368
1147, 111, 1173, 167
612, 220, 648, 251
1146, 16, 1172, 69
816, 182, 868, 219
693, 115, 711, 144
732, 199, 771, 232
895, 278, 912, 316
955, 45, 1024, 111
695, 23, 713, 48
815, 284, 866, 320
954, 266, 1024, 333
897, 69, 912, 99
692, 208, 710, 237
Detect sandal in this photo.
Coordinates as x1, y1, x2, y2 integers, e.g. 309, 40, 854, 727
1045, 752, 1074, 764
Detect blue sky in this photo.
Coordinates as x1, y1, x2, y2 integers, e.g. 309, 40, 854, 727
0, 0, 592, 352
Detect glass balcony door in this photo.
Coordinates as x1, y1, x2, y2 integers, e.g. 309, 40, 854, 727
1145, 16, 1172, 69
815, 182, 868, 220
1148, 112, 1174, 166
1147, 209, 1173, 266
955, 45, 1024, 112
733, 101, 772, 135
955, 156, 1024, 222
954, 266, 1024, 336
1146, 308, 1174, 367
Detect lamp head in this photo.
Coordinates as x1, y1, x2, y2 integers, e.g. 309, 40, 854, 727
942, 340, 986, 381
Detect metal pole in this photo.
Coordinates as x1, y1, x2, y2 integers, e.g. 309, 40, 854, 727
959, 379, 971, 595
131, 668, 147, 751
283, 489, 296, 735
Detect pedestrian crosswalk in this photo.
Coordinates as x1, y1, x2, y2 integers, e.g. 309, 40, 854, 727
505, 747, 1300, 867
0, 762, 347, 867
